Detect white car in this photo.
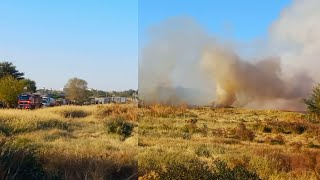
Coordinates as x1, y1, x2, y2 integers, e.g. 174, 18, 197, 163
42, 97, 56, 107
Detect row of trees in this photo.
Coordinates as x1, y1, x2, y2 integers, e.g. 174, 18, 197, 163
0, 61, 91, 107
64, 78, 137, 104
0, 61, 137, 107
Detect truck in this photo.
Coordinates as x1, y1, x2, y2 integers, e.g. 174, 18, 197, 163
18, 94, 42, 110
42, 97, 56, 107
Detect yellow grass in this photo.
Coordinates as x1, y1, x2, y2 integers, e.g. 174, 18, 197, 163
2, 103, 320, 179
139, 105, 320, 179
0, 104, 138, 179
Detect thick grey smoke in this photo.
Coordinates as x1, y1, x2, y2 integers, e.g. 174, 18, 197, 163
201, 46, 312, 109
139, 0, 318, 110
139, 18, 215, 106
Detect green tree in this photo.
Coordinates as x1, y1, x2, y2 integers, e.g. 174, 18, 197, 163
89, 89, 106, 98
304, 83, 320, 122
23, 79, 37, 93
96, 90, 106, 97
0, 61, 24, 80
0, 76, 26, 108
64, 77, 89, 104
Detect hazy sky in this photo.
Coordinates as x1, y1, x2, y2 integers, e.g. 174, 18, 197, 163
1, 1, 292, 91
0, 0, 137, 91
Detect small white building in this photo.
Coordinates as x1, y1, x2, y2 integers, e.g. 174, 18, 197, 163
93, 98, 109, 104
93, 97, 126, 104
108, 97, 126, 103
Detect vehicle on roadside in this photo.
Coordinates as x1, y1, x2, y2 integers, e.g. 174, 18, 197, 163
17, 93, 42, 110
55, 98, 67, 106
42, 97, 56, 107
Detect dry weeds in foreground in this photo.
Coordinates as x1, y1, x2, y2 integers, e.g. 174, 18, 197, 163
0, 104, 138, 179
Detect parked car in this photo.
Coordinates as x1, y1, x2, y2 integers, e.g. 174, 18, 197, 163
42, 97, 56, 107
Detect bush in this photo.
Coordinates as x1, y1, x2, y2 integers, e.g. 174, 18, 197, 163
213, 160, 260, 180
157, 159, 260, 180
105, 118, 134, 137
157, 159, 214, 180
263, 126, 272, 133
57, 109, 89, 118
265, 121, 307, 134
182, 118, 199, 133
304, 83, 320, 122
265, 135, 285, 145
195, 145, 211, 158
233, 123, 255, 141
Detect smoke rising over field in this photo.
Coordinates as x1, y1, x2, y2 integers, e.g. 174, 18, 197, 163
139, 0, 319, 110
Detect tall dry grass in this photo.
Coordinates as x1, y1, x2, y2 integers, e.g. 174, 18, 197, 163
0, 104, 138, 179
139, 105, 320, 179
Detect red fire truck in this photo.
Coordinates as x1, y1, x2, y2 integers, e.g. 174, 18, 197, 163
18, 94, 42, 110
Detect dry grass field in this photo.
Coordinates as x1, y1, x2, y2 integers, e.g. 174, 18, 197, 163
0, 104, 138, 180
3, 103, 320, 179
139, 105, 320, 180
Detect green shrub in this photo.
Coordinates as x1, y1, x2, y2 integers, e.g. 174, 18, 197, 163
304, 83, 320, 122
105, 119, 134, 137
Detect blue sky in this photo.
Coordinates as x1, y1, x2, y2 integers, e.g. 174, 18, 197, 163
0, 0, 137, 91
139, 0, 292, 48
1, 0, 292, 91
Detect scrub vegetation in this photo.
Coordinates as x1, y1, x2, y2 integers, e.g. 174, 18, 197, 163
0, 104, 138, 180
139, 104, 320, 180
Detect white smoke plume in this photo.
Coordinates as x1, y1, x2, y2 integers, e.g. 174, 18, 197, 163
269, 0, 320, 82
139, 0, 319, 110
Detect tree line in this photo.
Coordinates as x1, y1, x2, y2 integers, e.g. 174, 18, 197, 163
0, 61, 137, 108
